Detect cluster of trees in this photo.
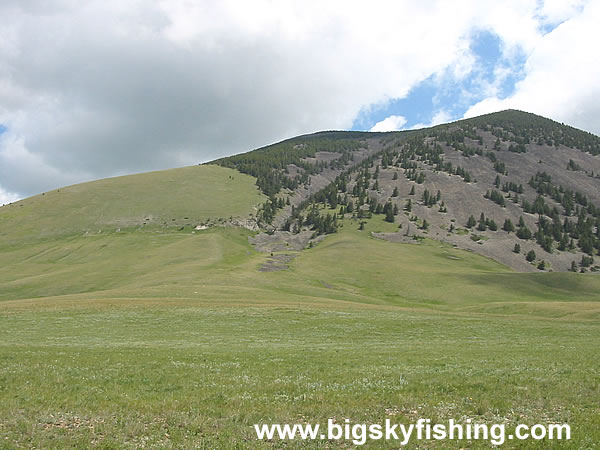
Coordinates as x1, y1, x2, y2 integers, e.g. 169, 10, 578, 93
303, 207, 338, 235
493, 161, 507, 174
214, 138, 365, 196
484, 189, 506, 207
455, 144, 483, 157
528, 171, 595, 217
459, 110, 600, 156
506, 210, 599, 256
566, 159, 582, 171
405, 169, 426, 184
501, 181, 524, 194
422, 189, 441, 207
515, 216, 533, 240
507, 143, 528, 153
466, 213, 498, 231
258, 196, 290, 223
393, 138, 472, 184
435, 126, 481, 149
515, 171, 600, 255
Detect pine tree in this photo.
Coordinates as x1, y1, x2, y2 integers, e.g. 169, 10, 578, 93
526, 249, 536, 262
409, 185, 415, 195
385, 208, 395, 223
513, 243, 521, 253
477, 213, 487, 231
466, 215, 476, 228
503, 218, 515, 233
558, 233, 568, 251
392, 187, 399, 197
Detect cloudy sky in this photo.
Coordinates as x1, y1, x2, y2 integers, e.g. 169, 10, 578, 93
1, 0, 598, 202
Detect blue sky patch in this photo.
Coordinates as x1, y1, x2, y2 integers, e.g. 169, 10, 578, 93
352, 30, 527, 131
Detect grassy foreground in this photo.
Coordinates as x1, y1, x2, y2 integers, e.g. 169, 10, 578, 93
1, 215, 599, 448
1, 301, 598, 448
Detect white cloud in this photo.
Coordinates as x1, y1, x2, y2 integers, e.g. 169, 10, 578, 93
370, 115, 407, 132
410, 110, 454, 130
536, 0, 586, 26
0, 0, 596, 199
0, 187, 19, 204
464, 1, 600, 133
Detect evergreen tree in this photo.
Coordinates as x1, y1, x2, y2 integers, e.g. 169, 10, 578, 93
392, 187, 399, 197
503, 218, 515, 233
516, 224, 532, 240
513, 243, 521, 253
466, 215, 476, 228
526, 249, 536, 262
477, 213, 487, 231
385, 208, 395, 223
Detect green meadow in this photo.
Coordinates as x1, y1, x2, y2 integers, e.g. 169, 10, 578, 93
1, 165, 599, 448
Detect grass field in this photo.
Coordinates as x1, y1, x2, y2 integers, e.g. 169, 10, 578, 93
1, 170, 599, 448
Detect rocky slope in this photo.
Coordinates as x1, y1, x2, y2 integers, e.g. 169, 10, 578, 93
213, 110, 600, 272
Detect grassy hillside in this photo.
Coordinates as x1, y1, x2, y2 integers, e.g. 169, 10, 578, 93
0, 164, 264, 243
3, 211, 600, 313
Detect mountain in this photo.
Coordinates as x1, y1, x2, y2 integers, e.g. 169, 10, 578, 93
213, 109, 600, 273
2, 110, 600, 448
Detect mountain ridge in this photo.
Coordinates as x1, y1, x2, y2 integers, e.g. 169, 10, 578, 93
212, 109, 600, 272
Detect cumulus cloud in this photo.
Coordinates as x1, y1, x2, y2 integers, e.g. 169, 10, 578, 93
410, 110, 454, 130
0, 187, 19, 205
464, 1, 600, 132
370, 115, 407, 132
0, 0, 596, 199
